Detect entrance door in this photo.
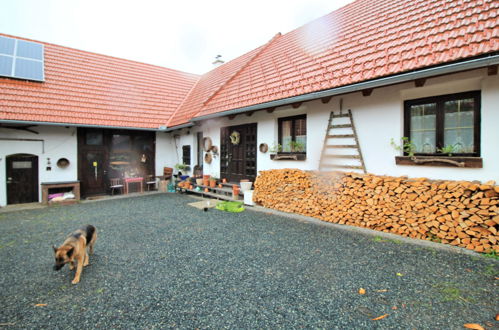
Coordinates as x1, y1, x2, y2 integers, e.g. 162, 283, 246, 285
80, 150, 107, 195
220, 123, 257, 182
78, 128, 108, 196
6, 154, 39, 204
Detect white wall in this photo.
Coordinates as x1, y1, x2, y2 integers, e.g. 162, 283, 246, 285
0, 125, 77, 206
172, 67, 499, 183
155, 129, 195, 176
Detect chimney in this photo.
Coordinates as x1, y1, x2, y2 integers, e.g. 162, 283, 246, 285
212, 55, 224, 67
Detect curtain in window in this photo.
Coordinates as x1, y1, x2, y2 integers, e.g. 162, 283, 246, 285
410, 103, 436, 153
444, 98, 474, 153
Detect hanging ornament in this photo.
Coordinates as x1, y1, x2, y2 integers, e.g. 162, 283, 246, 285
230, 131, 240, 145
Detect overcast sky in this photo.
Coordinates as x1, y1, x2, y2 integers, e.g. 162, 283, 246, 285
0, 0, 354, 74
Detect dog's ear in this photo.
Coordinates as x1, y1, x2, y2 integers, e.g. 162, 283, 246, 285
67, 247, 74, 258
52, 245, 58, 253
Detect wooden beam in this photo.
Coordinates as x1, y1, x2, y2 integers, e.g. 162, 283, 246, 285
488, 65, 498, 76
321, 96, 333, 104
414, 78, 426, 87
245, 111, 254, 117
291, 102, 302, 109
228, 114, 236, 120
361, 89, 373, 97
266, 108, 275, 113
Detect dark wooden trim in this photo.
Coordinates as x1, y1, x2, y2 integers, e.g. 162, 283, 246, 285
277, 114, 307, 152
414, 78, 426, 87
321, 96, 333, 104
291, 102, 302, 109
488, 65, 498, 76
245, 111, 254, 117
271, 153, 306, 161
395, 156, 482, 168
361, 88, 373, 96
266, 108, 275, 113
403, 90, 481, 157
228, 114, 236, 120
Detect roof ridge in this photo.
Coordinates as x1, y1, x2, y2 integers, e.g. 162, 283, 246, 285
165, 74, 203, 128
201, 32, 282, 107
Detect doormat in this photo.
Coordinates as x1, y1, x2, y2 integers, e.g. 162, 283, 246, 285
187, 199, 219, 210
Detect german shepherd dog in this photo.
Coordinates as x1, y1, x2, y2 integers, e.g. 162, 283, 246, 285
53, 225, 97, 284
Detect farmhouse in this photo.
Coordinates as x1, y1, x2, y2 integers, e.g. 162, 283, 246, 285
0, 0, 498, 206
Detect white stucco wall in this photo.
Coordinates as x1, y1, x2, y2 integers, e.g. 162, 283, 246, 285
172, 68, 499, 183
0, 125, 77, 206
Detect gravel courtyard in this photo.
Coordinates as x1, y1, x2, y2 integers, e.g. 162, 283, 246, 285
0, 193, 497, 329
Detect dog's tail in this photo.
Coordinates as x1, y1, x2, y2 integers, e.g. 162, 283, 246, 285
84, 225, 96, 243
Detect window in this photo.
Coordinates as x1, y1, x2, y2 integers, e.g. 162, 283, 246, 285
182, 145, 191, 165
0, 36, 44, 81
404, 91, 480, 156
278, 115, 307, 153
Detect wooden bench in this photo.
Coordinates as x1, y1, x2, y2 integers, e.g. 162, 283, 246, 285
41, 181, 80, 204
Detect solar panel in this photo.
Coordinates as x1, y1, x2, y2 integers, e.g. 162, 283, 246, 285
0, 35, 44, 81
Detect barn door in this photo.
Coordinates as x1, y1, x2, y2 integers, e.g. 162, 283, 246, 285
6, 154, 39, 204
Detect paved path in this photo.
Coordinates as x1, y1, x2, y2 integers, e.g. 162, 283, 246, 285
0, 193, 497, 329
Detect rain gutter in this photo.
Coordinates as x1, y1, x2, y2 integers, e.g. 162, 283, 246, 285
0, 120, 166, 132
190, 54, 499, 122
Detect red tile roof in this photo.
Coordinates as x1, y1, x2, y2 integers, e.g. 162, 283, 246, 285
1, 0, 498, 130
187, 0, 498, 122
0, 34, 199, 129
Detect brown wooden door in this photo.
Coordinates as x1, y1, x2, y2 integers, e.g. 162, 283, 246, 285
80, 150, 107, 195
220, 123, 257, 182
6, 154, 39, 204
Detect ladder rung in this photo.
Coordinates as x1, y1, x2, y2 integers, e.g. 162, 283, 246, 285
322, 155, 361, 159
320, 164, 364, 170
330, 124, 352, 129
332, 114, 350, 118
326, 134, 355, 138
326, 145, 358, 149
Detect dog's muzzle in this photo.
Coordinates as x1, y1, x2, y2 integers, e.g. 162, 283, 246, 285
53, 264, 64, 271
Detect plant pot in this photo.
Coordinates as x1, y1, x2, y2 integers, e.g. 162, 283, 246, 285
240, 181, 253, 193
196, 178, 203, 185
232, 185, 240, 199
209, 179, 216, 188
222, 178, 227, 183
204, 188, 209, 193
203, 179, 209, 186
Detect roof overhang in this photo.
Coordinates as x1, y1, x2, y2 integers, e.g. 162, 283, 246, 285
0, 120, 165, 132
190, 53, 499, 123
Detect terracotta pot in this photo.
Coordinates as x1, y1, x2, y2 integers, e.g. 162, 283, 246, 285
218, 184, 223, 188
203, 175, 210, 179
204, 188, 209, 193
222, 178, 227, 183
203, 179, 209, 186
209, 179, 216, 188
232, 185, 240, 198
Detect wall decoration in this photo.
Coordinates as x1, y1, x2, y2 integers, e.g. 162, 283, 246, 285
259, 143, 268, 153
203, 137, 213, 151
230, 131, 240, 145
204, 152, 213, 164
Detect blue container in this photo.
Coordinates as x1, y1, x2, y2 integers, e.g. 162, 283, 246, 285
180, 175, 189, 181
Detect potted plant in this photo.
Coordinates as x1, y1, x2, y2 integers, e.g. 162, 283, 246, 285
288, 140, 305, 153
209, 177, 218, 188
174, 163, 191, 173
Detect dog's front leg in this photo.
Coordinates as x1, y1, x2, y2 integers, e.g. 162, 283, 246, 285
72, 256, 83, 284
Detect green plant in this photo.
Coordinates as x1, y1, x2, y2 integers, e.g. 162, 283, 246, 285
483, 250, 499, 260
269, 143, 282, 153
437, 144, 456, 156
391, 137, 416, 157
174, 163, 190, 171
288, 140, 305, 152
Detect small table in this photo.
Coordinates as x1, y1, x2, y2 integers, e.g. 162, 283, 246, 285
124, 177, 144, 194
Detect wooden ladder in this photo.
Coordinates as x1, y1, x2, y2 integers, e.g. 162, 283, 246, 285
318, 109, 366, 173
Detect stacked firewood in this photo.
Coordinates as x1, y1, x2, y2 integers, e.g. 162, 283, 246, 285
253, 169, 499, 253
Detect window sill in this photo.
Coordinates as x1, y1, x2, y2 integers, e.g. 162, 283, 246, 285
270, 154, 306, 161
395, 156, 482, 168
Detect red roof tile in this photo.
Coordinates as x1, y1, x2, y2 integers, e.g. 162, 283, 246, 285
1, 0, 498, 130
189, 0, 498, 121
0, 34, 199, 129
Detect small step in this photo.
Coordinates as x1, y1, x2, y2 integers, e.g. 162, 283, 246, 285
329, 124, 352, 129
326, 134, 355, 139
325, 145, 358, 149
322, 155, 361, 159
332, 114, 350, 118
320, 164, 364, 170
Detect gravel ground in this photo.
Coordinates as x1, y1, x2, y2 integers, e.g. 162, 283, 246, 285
0, 193, 497, 329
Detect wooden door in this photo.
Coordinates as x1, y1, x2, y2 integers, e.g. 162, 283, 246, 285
6, 154, 39, 204
78, 128, 108, 196
80, 150, 107, 195
220, 123, 257, 182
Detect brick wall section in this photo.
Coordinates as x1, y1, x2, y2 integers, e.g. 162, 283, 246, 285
253, 169, 499, 253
